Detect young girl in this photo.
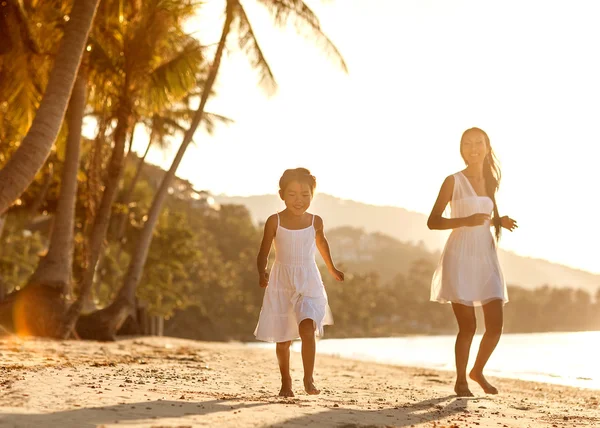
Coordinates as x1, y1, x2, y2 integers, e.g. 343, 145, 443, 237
254, 168, 344, 397
427, 128, 518, 397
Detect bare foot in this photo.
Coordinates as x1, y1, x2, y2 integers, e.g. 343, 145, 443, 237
278, 378, 294, 397
469, 371, 498, 394
304, 378, 320, 395
454, 380, 474, 397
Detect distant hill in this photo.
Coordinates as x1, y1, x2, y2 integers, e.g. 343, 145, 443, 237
214, 193, 600, 293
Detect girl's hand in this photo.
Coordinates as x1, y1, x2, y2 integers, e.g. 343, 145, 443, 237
465, 213, 490, 227
329, 267, 345, 282
501, 216, 518, 231
259, 271, 269, 288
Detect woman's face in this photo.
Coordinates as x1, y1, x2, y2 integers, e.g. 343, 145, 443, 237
461, 130, 489, 165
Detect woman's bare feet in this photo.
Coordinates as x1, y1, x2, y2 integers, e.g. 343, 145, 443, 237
303, 378, 320, 395
278, 377, 294, 397
454, 380, 474, 397
469, 370, 498, 394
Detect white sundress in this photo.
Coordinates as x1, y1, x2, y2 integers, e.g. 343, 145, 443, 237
254, 213, 333, 343
431, 172, 508, 307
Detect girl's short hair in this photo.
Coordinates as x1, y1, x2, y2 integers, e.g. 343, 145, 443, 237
279, 168, 317, 194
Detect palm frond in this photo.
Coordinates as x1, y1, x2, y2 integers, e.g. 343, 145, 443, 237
203, 112, 234, 135
233, 1, 277, 95
256, 0, 347, 73
147, 39, 204, 110
87, 36, 120, 76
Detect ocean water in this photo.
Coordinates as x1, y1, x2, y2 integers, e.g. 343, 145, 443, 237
249, 331, 600, 389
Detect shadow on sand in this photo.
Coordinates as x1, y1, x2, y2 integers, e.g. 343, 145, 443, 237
264, 394, 490, 428
0, 399, 267, 428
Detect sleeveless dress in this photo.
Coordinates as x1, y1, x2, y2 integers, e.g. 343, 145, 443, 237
430, 172, 508, 307
254, 213, 334, 343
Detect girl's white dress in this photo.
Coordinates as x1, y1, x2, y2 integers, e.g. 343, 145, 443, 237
431, 172, 508, 307
254, 213, 333, 342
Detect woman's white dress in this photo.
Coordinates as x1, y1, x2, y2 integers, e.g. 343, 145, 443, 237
431, 172, 508, 307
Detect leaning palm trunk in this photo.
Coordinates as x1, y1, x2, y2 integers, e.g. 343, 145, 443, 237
0, 0, 100, 214
74, 4, 235, 341
62, 103, 132, 338
11, 70, 87, 338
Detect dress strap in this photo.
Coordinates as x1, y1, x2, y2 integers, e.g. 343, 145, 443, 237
276, 212, 280, 228
311, 214, 315, 226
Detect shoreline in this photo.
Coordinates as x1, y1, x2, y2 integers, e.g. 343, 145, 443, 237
249, 331, 600, 392
0, 336, 598, 427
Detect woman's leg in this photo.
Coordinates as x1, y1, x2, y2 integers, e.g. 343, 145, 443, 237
469, 299, 503, 394
452, 302, 477, 396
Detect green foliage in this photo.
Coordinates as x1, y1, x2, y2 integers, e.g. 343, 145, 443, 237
0, 220, 44, 293
137, 209, 203, 317
0, 0, 68, 153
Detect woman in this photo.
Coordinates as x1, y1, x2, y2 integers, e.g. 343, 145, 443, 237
427, 127, 518, 397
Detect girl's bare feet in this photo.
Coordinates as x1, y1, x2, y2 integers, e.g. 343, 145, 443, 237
303, 378, 320, 395
469, 370, 498, 394
454, 380, 474, 397
278, 377, 294, 397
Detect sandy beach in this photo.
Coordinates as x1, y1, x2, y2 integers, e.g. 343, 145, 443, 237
0, 336, 598, 428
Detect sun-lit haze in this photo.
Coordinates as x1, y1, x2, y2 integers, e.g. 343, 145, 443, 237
116, 0, 600, 274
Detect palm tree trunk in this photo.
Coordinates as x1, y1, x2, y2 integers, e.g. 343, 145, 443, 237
0, 213, 6, 301
28, 70, 86, 294
0, 213, 6, 246
84, 107, 131, 276
74, 3, 235, 341
125, 125, 137, 159
25, 163, 54, 224
0, 0, 100, 214
62, 103, 132, 337
115, 133, 154, 245
12, 69, 87, 338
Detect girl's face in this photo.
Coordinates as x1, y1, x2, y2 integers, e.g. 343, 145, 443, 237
461, 130, 489, 165
280, 180, 313, 216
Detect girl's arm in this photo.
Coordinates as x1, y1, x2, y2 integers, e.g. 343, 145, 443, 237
427, 175, 490, 230
256, 214, 277, 287
314, 215, 344, 282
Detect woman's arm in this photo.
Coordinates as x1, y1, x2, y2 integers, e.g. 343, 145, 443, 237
427, 175, 489, 230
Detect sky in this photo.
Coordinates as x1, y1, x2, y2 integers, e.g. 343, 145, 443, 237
127, 0, 600, 274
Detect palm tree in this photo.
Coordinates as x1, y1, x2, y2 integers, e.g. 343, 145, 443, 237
0, 0, 101, 214
70, 0, 205, 326
77, 0, 347, 340
63, 0, 208, 337
14, 68, 88, 337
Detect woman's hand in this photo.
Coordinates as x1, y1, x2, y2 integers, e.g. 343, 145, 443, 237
500, 216, 518, 232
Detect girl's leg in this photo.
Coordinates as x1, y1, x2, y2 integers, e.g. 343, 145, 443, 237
276, 341, 293, 397
298, 319, 320, 395
469, 299, 503, 394
451, 302, 477, 397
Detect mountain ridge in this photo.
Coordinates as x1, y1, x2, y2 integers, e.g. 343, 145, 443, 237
214, 193, 600, 293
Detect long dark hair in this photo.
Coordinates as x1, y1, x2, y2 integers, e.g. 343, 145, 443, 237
460, 128, 502, 240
